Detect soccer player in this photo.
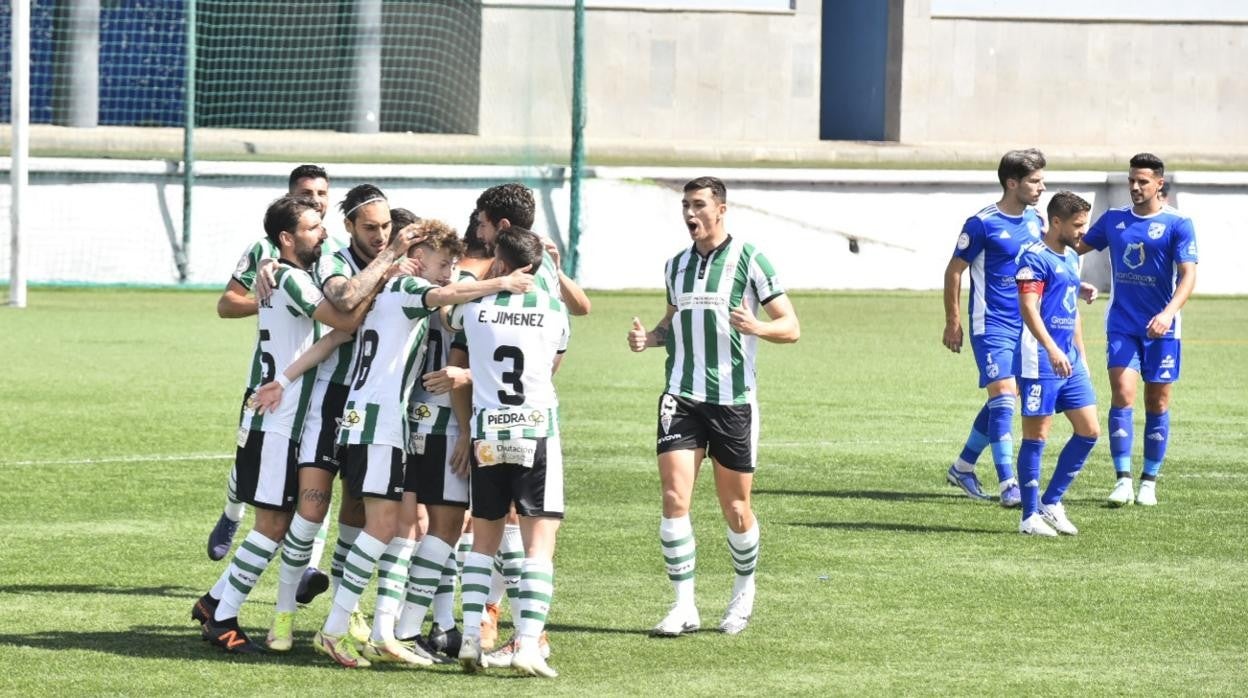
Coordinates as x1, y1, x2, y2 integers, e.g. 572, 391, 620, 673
312, 221, 536, 669
627, 176, 799, 637
941, 148, 1048, 507
1078, 153, 1198, 506
451, 227, 569, 678
191, 195, 378, 654
260, 190, 426, 652
1014, 192, 1100, 536
207, 165, 332, 567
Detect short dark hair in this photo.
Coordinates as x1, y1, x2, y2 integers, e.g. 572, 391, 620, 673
263, 195, 319, 246
463, 210, 488, 256
997, 148, 1046, 188
1046, 190, 1091, 222
288, 164, 328, 189
476, 183, 536, 228
390, 207, 421, 234
684, 176, 727, 204
339, 184, 388, 222
1129, 152, 1165, 176
494, 226, 544, 274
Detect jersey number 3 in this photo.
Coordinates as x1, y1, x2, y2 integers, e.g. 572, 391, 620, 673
494, 345, 525, 406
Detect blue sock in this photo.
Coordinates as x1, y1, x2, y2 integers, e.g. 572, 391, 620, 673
957, 403, 991, 468
1142, 411, 1170, 479
1042, 434, 1097, 506
987, 395, 1016, 483
1017, 439, 1044, 518
1108, 406, 1134, 476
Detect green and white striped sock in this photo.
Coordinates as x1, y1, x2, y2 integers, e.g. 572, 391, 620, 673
371, 536, 415, 642
308, 518, 330, 569
215, 530, 279, 621
323, 531, 384, 637
660, 515, 696, 606
223, 467, 245, 521
276, 513, 320, 612
330, 523, 362, 596
433, 551, 458, 629
727, 520, 759, 598
460, 551, 494, 639
500, 524, 524, 606
396, 535, 452, 639
516, 558, 554, 642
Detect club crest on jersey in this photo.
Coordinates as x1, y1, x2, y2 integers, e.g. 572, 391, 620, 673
1015, 266, 1036, 282
1123, 242, 1146, 270
1147, 222, 1166, 240
660, 394, 677, 433
956, 232, 971, 250
1063, 286, 1077, 314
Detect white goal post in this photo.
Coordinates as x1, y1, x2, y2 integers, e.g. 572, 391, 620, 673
8, 0, 30, 308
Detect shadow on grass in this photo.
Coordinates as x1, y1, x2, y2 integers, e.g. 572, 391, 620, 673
757, 488, 971, 504
787, 521, 1001, 535
546, 622, 650, 637
0, 583, 200, 599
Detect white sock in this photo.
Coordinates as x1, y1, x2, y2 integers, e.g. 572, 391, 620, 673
215, 530, 279, 621
396, 535, 453, 639
499, 523, 524, 607
460, 551, 494, 639
515, 558, 554, 643
223, 467, 245, 521
330, 523, 362, 596
308, 518, 330, 569
433, 551, 458, 629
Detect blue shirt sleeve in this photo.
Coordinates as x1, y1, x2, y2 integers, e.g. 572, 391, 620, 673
953, 216, 986, 262
1172, 216, 1199, 264
1083, 211, 1110, 251
1015, 247, 1049, 284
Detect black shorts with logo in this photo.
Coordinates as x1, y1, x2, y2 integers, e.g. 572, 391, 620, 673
655, 393, 757, 473
469, 435, 564, 521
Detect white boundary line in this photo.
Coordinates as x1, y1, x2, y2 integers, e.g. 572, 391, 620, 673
3, 453, 233, 467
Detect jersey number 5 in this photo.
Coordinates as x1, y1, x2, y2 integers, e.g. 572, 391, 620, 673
494, 345, 525, 406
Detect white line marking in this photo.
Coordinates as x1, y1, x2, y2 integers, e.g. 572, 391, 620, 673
3, 453, 233, 467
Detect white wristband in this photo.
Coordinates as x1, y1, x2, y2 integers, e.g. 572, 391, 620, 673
276, 374, 292, 390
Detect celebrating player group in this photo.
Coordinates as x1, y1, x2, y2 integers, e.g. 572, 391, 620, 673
942, 150, 1197, 536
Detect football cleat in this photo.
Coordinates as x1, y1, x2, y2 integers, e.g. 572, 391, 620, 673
266, 611, 295, 652
1137, 480, 1158, 506
511, 638, 558, 678
295, 567, 330, 605
483, 631, 550, 668
360, 638, 434, 666
719, 590, 754, 635
1107, 478, 1135, 507
424, 624, 464, 658
458, 634, 484, 673
651, 603, 700, 637
480, 602, 501, 651
999, 481, 1022, 509
1019, 513, 1058, 537
203, 616, 263, 654
946, 466, 992, 501
347, 609, 371, 645
1039, 502, 1078, 535
207, 513, 240, 561
191, 593, 219, 628
313, 630, 370, 669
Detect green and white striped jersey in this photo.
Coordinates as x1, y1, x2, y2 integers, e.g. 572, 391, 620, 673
313, 246, 367, 385
337, 276, 437, 450
239, 263, 324, 439
663, 236, 784, 405
406, 313, 458, 438
449, 289, 570, 440
534, 250, 566, 314
230, 238, 279, 291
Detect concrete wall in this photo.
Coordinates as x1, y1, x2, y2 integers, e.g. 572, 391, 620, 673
2, 160, 1244, 297
479, 2, 822, 142
898, 0, 1248, 148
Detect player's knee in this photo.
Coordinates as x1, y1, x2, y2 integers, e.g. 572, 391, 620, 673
722, 500, 752, 532
1144, 392, 1169, 414
661, 488, 691, 516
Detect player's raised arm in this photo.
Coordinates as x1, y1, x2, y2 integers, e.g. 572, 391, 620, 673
628, 305, 676, 352
252, 329, 354, 413
217, 278, 258, 319
730, 295, 800, 344
425, 264, 535, 307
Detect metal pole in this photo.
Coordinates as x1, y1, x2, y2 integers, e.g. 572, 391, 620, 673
348, 0, 382, 133
566, 0, 586, 278
9, 0, 30, 307
179, 0, 196, 283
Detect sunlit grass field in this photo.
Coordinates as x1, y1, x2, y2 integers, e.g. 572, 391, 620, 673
1, 289, 1245, 695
